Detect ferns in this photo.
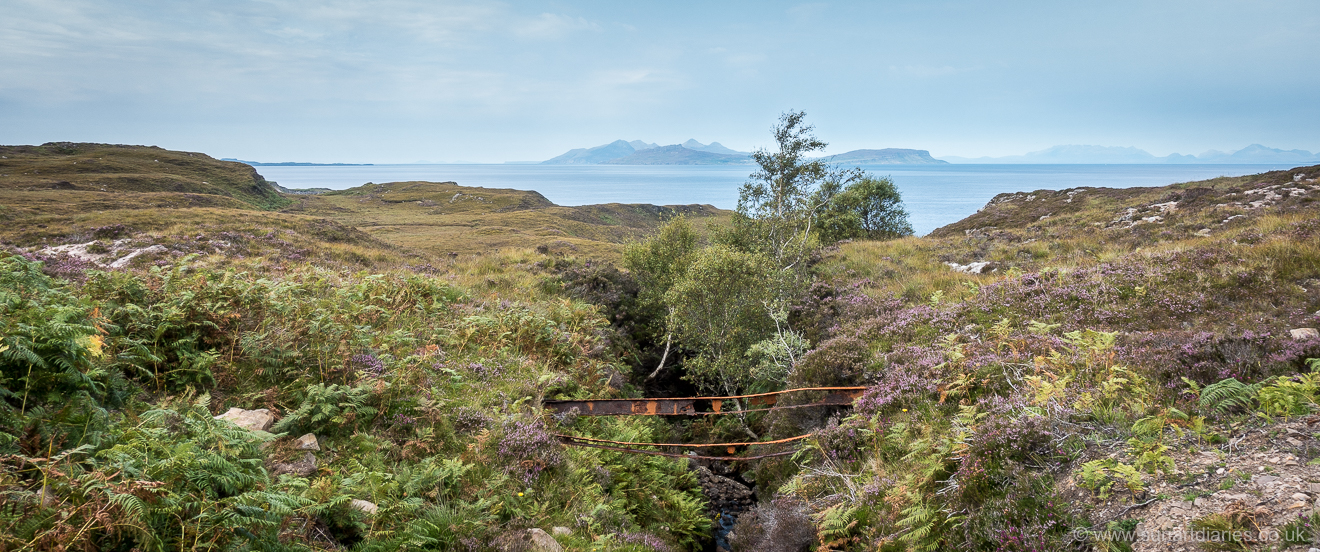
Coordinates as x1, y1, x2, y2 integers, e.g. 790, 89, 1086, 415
1199, 377, 1266, 414
271, 383, 377, 436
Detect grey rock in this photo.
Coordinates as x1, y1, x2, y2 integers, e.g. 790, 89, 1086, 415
295, 433, 320, 450
1258, 475, 1280, 485
214, 407, 274, 431
551, 526, 572, 537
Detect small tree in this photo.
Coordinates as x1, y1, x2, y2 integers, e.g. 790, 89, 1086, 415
734, 111, 861, 270
664, 245, 778, 396
622, 217, 700, 378
816, 176, 913, 242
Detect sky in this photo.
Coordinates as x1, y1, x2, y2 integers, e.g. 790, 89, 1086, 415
2, 0, 1318, 163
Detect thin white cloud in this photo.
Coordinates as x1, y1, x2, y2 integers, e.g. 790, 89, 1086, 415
512, 13, 601, 40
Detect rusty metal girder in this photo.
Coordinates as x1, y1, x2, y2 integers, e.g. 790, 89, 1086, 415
543, 386, 866, 416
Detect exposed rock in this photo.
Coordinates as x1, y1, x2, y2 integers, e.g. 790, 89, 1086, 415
1290, 328, 1319, 340
495, 528, 562, 552
350, 499, 378, 515
271, 452, 317, 477
108, 245, 167, 268
1067, 418, 1320, 552
551, 526, 571, 536
945, 261, 998, 274
295, 433, 320, 450
214, 407, 274, 431
38, 239, 170, 269
691, 462, 755, 519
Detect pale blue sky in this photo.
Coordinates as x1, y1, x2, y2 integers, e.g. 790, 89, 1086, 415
2, 0, 1317, 163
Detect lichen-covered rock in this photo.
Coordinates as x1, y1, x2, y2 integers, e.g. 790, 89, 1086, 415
1290, 327, 1319, 340
214, 407, 274, 431
294, 433, 320, 450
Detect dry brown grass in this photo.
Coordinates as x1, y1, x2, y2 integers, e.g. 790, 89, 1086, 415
281, 180, 731, 261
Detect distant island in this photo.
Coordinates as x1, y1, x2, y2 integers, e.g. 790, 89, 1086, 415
541, 139, 750, 165
539, 140, 949, 165
221, 158, 374, 166
601, 144, 749, 165
939, 144, 1320, 164
824, 148, 948, 165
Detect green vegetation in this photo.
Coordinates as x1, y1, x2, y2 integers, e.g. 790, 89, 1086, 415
3, 125, 1320, 550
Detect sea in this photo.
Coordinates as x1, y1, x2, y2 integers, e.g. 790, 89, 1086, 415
253, 164, 1300, 236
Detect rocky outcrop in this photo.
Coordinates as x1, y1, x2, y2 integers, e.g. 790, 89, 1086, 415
38, 240, 169, 269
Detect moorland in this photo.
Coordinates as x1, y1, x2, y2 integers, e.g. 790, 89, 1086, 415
2, 137, 1320, 552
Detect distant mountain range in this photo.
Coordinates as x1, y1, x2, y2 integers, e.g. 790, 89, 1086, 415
939, 144, 1320, 164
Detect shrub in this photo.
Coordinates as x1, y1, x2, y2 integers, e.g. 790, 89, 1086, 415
493, 416, 563, 484
727, 497, 814, 552
789, 335, 869, 388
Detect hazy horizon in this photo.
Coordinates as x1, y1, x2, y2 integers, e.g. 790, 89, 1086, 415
3, 1, 1317, 163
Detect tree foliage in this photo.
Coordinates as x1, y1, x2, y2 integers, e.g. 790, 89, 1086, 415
733, 111, 912, 269
665, 245, 779, 394
816, 175, 913, 242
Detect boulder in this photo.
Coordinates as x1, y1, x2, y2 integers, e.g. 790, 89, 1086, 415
1290, 328, 1319, 340
295, 433, 320, 450
350, 499, 378, 515
527, 529, 563, 552
271, 452, 318, 477
496, 528, 563, 552
551, 526, 572, 536
214, 407, 274, 431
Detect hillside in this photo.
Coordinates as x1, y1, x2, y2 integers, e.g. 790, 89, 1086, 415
0, 142, 290, 210
283, 180, 728, 259
0, 144, 731, 269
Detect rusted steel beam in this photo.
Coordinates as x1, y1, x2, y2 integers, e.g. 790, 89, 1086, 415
561, 440, 798, 461
544, 386, 866, 416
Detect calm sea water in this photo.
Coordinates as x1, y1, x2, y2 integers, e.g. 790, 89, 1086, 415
254, 164, 1298, 236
